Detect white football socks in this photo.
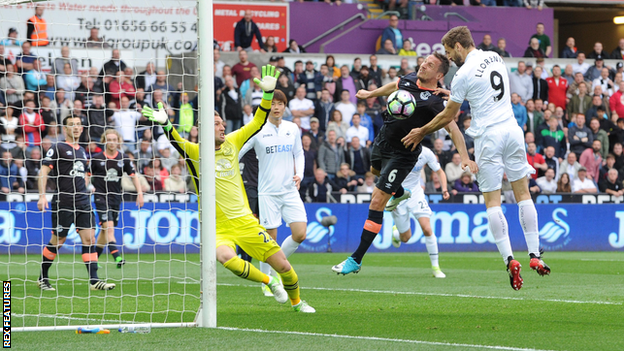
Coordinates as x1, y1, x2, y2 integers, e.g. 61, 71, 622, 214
280, 235, 300, 258
518, 199, 540, 256
487, 206, 514, 265
424, 235, 439, 267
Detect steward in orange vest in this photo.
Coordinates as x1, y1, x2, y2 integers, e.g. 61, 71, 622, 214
27, 5, 49, 47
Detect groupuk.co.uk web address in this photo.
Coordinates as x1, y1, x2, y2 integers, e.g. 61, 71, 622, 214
47, 37, 197, 52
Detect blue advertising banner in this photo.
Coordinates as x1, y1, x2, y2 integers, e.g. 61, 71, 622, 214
0, 202, 623, 254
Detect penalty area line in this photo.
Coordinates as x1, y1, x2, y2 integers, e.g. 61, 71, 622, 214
217, 283, 622, 305
218, 327, 557, 351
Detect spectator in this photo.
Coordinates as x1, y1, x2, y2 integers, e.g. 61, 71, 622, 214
333, 66, 360, 105
432, 138, 452, 169
529, 23, 551, 57
334, 163, 360, 192
377, 39, 397, 55
0, 46, 7, 76
345, 113, 369, 145
579, 139, 603, 181
546, 65, 568, 109
231, 50, 257, 88
320, 64, 335, 95
541, 117, 566, 159
100, 49, 127, 76
612, 143, 624, 171
305, 117, 325, 150
134, 139, 154, 171
264, 37, 278, 53
289, 85, 315, 130
477, 34, 501, 54
531, 66, 549, 103
527, 142, 547, 179
276, 73, 295, 103
368, 55, 383, 86
381, 15, 403, 52
398, 40, 416, 56
147, 71, 173, 104
509, 61, 533, 104
19, 100, 45, 147
219, 75, 243, 133
164, 163, 186, 193
588, 41, 610, 60
51, 46, 78, 76
555, 172, 571, 192
24, 146, 41, 191
306, 168, 339, 203
151, 158, 169, 184
15, 42, 37, 74
0, 150, 24, 193
234, 10, 265, 52
300, 133, 317, 197
599, 168, 623, 195
588, 117, 609, 157
568, 114, 593, 158
87, 94, 109, 144
24, 59, 46, 92
241, 104, 253, 126
0, 64, 24, 105
143, 161, 163, 192
41, 75, 56, 100
0, 106, 18, 145
445, 152, 464, 187
109, 70, 137, 109
611, 39, 624, 60
49, 89, 72, 124
284, 39, 305, 54
84, 27, 109, 49
176, 92, 197, 138
572, 52, 590, 75
536, 168, 557, 194
325, 55, 340, 80
453, 172, 479, 194
511, 93, 527, 128
345, 135, 370, 177
470, 0, 497, 7
38, 96, 54, 137
356, 101, 375, 143
358, 66, 377, 91
0, 27, 22, 47
382, 67, 399, 86
610, 81, 624, 117
56, 63, 80, 101
543, 146, 560, 179
26, 4, 48, 47
357, 172, 376, 193
585, 56, 607, 82
567, 82, 591, 116
334, 89, 357, 124
524, 38, 545, 58
397, 58, 411, 76
497, 38, 511, 58
299, 61, 323, 101
327, 110, 349, 140
112, 96, 144, 152
244, 79, 263, 112
573, 166, 597, 193
315, 89, 334, 132
566, 72, 587, 100
599, 154, 619, 182
560, 151, 582, 181
592, 68, 614, 96
135, 62, 157, 91
561, 37, 577, 58
525, 100, 543, 135
318, 130, 344, 179
562, 65, 576, 85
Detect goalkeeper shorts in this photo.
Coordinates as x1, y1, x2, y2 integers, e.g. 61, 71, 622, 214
217, 214, 281, 263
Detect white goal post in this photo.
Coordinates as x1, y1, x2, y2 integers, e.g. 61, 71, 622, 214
0, 0, 216, 331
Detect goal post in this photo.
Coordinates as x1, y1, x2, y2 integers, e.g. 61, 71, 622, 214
197, 0, 217, 329
0, 0, 216, 332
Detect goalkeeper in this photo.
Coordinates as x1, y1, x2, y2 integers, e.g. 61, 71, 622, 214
142, 65, 315, 313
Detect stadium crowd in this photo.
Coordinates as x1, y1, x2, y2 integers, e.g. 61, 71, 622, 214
1, 6, 624, 203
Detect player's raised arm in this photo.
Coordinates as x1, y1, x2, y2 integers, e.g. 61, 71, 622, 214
401, 99, 462, 151
229, 65, 280, 150
444, 120, 479, 174
355, 81, 398, 100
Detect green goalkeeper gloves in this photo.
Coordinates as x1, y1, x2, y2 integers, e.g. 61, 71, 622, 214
142, 102, 172, 132
254, 64, 281, 101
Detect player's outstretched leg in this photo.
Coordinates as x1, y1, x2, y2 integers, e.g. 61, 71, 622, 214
517, 199, 551, 276
419, 218, 445, 278
267, 251, 315, 313
332, 208, 383, 275
385, 187, 411, 211
38, 239, 60, 291
486, 204, 522, 290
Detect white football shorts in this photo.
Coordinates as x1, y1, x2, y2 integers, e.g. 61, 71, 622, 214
259, 190, 308, 230
473, 120, 534, 193
392, 188, 431, 234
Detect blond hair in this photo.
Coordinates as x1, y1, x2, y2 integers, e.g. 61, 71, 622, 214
100, 129, 124, 145
441, 26, 475, 50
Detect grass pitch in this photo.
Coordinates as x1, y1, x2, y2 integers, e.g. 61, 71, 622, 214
5, 252, 624, 350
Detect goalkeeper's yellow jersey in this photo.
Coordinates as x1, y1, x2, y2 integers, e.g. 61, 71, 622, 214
166, 98, 270, 223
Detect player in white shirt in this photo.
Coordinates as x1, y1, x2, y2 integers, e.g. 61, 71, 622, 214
402, 26, 550, 291
239, 90, 308, 297
390, 147, 450, 278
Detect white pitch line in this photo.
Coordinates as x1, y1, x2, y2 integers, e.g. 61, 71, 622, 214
580, 258, 624, 262
217, 327, 559, 351
217, 283, 622, 305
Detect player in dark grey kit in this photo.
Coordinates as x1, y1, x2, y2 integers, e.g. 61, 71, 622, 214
90, 129, 144, 268
332, 53, 477, 275
37, 116, 115, 291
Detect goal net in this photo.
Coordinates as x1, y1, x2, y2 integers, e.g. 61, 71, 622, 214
0, 0, 211, 331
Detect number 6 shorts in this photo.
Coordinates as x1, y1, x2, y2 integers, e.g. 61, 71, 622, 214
217, 214, 281, 263
371, 143, 419, 195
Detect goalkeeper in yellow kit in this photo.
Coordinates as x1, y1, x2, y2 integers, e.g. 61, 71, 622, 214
142, 65, 315, 313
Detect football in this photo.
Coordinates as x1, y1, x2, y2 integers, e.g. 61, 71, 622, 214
387, 90, 417, 119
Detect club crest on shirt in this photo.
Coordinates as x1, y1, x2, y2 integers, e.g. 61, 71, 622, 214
118, 160, 124, 168
222, 145, 234, 156
66, 150, 73, 156
46, 148, 54, 157
420, 91, 431, 100
215, 158, 232, 171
